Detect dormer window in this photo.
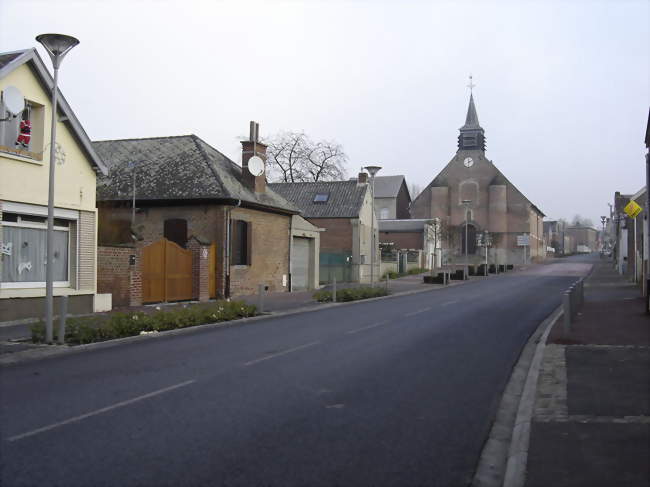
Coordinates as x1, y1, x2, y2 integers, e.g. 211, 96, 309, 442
313, 193, 329, 203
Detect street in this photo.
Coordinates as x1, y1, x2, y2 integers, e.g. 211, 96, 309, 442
1, 259, 590, 487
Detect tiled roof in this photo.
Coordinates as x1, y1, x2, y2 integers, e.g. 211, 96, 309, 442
268, 180, 368, 218
92, 135, 298, 213
0, 51, 23, 70
373, 175, 407, 199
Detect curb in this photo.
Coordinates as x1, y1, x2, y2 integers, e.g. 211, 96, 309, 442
0, 273, 487, 367
501, 305, 562, 487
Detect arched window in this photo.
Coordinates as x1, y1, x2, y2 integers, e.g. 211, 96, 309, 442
460, 224, 477, 255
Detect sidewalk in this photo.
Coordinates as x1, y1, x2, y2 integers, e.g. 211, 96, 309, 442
525, 258, 649, 487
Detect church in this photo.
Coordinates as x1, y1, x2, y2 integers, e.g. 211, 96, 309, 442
410, 89, 545, 267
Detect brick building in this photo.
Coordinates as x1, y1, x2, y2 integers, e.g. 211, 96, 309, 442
93, 125, 315, 306
410, 91, 546, 266
270, 175, 378, 284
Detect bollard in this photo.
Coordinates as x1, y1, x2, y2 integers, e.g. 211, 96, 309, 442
332, 276, 337, 303
563, 291, 571, 333
58, 295, 68, 345
385, 274, 390, 291
257, 284, 264, 313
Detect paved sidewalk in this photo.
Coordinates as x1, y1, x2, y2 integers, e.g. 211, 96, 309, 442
525, 257, 649, 487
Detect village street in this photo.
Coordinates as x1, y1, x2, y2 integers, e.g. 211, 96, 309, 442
0, 257, 591, 487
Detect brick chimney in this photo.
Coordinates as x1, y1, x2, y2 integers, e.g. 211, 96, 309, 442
358, 171, 368, 184
241, 121, 267, 193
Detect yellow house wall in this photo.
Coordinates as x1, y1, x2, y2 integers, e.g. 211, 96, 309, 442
0, 63, 97, 212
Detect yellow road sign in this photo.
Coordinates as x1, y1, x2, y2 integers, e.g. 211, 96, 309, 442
624, 200, 643, 218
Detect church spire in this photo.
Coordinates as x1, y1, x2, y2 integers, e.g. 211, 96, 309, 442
458, 76, 486, 151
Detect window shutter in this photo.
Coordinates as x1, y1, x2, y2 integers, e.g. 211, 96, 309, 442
231, 219, 240, 265
246, 222, 252, 266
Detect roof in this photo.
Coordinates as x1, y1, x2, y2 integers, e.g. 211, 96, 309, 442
379, 219, 432, 232
268, 181, 369, 218
0, 48, 107, 175
460, 93, 482, 130
373, 175, 410, 200
92, 135, 298, 214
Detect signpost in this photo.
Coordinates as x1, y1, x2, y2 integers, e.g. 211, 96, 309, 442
517, 234, 530, 264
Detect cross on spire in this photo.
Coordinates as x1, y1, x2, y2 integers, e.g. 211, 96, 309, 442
467, 74, 476, 93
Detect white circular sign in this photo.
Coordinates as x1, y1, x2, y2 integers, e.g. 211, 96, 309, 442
2, 86, 25, 115
248, 156, 265, 176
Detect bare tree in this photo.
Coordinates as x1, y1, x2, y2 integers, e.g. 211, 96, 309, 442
264, 131, 347, 182
408, 182, 423, 200
570, 214, 594, 227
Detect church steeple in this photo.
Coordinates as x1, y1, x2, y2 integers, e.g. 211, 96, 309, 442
458, 77, 486, 152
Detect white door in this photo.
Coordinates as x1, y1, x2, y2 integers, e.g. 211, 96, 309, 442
292, 237, 310, 291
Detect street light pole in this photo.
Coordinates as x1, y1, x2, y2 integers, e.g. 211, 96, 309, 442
36, 33, 79, 344
461, 199, 472, 279
364, 165, 382, 287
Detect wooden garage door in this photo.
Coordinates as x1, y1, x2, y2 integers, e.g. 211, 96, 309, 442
291, 237, 310, 291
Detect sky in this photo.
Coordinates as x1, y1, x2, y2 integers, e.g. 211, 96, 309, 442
1, 0, 648, 225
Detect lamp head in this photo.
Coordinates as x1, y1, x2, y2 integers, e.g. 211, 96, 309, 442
36, 34, 79, 68
363, 165, 382, 177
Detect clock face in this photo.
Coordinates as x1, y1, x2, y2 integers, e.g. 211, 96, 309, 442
463, 157, 474, 168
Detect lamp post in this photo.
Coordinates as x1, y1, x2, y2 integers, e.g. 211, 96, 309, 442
461, 199, 472, 279
364, 165, 382, 286
600, 215, 607, 254
36, 33, 79, 344
432, 217, 440, 271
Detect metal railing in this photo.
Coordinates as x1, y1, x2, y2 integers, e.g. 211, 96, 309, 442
563, 278, 584, 333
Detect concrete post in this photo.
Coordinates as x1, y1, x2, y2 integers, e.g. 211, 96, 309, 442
385, 273, 390, 291
57, 295, 68, 345
563, 291, 571, 334
332, 277, 337, 303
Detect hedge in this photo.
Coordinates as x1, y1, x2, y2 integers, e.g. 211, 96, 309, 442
31, 300, 257, 345
313, 286, 389, 303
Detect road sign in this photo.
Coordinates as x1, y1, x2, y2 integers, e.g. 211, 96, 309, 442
624, 200, 643, 219
517, 235, 529, 246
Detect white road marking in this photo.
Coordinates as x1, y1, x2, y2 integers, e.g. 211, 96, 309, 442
7, 379, 196, 442
404, 307, 431, 317
442, 300, 459, 306
243, 341, 321, 366
345, 321, 388, 335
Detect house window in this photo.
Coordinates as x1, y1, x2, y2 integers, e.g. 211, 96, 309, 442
379, 208, 389, 219
313, 193, 329, 203
1, 212, 70, 286
231, 220, 251, 266
164, 219, 188, 248
0, 95, 44, 160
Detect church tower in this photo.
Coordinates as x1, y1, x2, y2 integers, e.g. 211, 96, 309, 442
457, 93, 486, 152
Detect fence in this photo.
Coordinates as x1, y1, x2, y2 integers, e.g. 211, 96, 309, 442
320, 251, 353, 284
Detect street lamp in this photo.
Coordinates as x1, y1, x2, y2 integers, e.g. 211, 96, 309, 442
461, 199, 472, 279
600, 215, 607, 253
432, 217, 440, 272
36, 33, 80, 344
364, 165, 381, 286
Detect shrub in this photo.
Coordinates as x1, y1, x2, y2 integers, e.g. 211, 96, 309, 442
407, 267, 427, 275
30, 300, 256, 345
382, 270, 399, 280
313, 286, 389, 303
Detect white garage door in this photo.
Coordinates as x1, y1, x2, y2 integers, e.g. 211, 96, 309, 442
292, 237, 310, 291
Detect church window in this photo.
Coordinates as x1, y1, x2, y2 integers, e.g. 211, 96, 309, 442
460, 224, 477, 255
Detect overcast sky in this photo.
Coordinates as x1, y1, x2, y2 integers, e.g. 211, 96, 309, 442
1, 0, 648, 225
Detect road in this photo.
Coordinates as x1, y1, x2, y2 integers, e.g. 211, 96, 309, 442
0, 257, 591, 487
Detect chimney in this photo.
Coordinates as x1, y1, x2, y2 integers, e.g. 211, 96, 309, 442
358, 171, 368, 184
241, 121, 267, 193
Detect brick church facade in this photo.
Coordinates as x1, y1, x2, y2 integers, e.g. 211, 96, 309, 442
410, 92, 545, 266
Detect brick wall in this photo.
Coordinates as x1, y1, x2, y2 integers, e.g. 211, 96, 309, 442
97, 245, 133, 307
379, 231, 423, 250
306, 218, 353, 252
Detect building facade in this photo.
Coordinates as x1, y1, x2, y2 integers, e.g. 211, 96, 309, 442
410, 92, 545, 266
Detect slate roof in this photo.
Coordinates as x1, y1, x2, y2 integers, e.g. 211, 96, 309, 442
373, 175, 409, 199
0, 48, 107, 174
92, 135, 298, 214
268, 181, 368, 218
460, 93, 482, 130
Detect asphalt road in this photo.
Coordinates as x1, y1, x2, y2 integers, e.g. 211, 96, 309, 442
0, 258, 591, 487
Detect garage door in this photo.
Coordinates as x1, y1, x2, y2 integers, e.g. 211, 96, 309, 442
291, 237, 310, 291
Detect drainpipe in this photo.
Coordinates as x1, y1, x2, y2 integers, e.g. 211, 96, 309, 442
225, 199, 241, 299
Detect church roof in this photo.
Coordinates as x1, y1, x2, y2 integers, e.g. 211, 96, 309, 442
460, 93, 482, 130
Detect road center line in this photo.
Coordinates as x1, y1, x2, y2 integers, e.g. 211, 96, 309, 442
442, 300, 459, 306
404, 307, 431, 317
243, 341, 321, 366
345, 321, 389, 335
7, 379, 196, 443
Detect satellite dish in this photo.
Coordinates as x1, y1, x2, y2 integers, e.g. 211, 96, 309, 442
2, 86, 25, 116
248, 156, 265, 177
